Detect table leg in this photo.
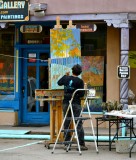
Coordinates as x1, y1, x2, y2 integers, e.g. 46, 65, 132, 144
109, 120, 111, 151
117, 117, 119, 140
96, 119, 98, 147
129, 141, 136, 158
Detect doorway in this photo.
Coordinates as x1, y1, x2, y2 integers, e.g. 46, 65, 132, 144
21, 48, 50, 125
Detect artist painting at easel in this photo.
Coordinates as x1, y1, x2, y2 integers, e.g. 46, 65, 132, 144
57, 64, 88, 150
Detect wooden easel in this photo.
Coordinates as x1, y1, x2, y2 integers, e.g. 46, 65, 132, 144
35, 89, 64, 148
36, 17, 75, 148
67, 20, 76, 29
54, 16, 62, 29
54, 16, 76, 29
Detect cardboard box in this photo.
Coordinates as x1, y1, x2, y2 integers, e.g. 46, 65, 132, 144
115, 140, 136, 153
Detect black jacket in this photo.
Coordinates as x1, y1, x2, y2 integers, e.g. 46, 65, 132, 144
57, 75, 85, 104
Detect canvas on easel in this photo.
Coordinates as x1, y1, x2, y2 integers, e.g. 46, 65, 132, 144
50, 28, 81, 89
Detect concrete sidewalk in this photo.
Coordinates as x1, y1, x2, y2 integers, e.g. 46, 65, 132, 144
0, 125, 136, 159
0, 139, 136, 160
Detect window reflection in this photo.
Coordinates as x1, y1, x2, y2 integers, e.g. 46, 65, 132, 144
0, 30, 14, 100
39, 66, 49, 112
27, 67, 36, 112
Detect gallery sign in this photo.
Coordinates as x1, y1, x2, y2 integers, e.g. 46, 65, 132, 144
117, 65, 130, 79
0, 0, 29, 21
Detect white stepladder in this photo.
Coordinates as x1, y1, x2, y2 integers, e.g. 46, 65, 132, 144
51, 89, 99, 155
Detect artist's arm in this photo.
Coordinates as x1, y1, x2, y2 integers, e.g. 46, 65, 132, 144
57, 72, 70, 86
57, 75, 67, 86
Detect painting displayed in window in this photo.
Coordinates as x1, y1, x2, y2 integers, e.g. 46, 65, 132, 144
0, 32, 14, 100
81, 56, 104, 112
0, 56, 14, 98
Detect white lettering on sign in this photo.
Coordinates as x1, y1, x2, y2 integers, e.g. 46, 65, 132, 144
121, 75, 127, 78
0, 14, 24, 19
29, 53, 36, 58
119, 72, 128, 74
0, 1, 25, 9
117, 65, 130, 79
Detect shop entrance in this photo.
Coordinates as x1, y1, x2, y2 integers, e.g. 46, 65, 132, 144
21, 48, 50, 125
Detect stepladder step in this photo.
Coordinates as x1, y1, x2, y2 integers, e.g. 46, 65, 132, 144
60, 141, 77, 145
66, 117, 91, 121
61, 129, 75, 132
51, 89, 99, 154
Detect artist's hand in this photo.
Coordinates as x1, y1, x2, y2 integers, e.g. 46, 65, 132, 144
66, 72, 70, 76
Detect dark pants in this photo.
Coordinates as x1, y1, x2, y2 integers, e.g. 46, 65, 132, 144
63, 103, 85, 146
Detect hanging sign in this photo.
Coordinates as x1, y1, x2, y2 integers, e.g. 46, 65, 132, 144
117, 65, 130, 79
28, 53, 36, 62
20, 25, 42, 33
0, 0, 29, 21
76, 24, 97, 32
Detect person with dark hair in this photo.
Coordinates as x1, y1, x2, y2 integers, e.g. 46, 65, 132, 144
57, 64, 88, 150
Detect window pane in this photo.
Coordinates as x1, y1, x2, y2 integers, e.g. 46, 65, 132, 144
81, 24, 106, 112
0, 30, 15, 100
27, 67, 36, 112
39, 66, 49, 112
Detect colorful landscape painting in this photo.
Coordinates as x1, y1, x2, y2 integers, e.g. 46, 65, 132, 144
81, 56, 104, 112
50, 28, 81, 58
81, 56, 104, 87
50, 57, 81, 89
50, 28, 81, 89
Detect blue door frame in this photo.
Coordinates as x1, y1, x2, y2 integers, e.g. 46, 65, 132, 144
21, 48, 50, 125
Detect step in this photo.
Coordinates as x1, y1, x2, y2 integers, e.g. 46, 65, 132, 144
58, 141, 77, 145
61, 129, 75, 132
66, 117, 90, 120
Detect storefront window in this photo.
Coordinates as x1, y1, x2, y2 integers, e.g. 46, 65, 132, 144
0, 27, 15, 100
81, 24, 107, 112
21, 26, 50, 44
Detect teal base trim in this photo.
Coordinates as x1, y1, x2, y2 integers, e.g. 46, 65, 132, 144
85, 136, 136, 141
0, 130, 30, 135
0, 134, 50, 139
0, 134, 136, 141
